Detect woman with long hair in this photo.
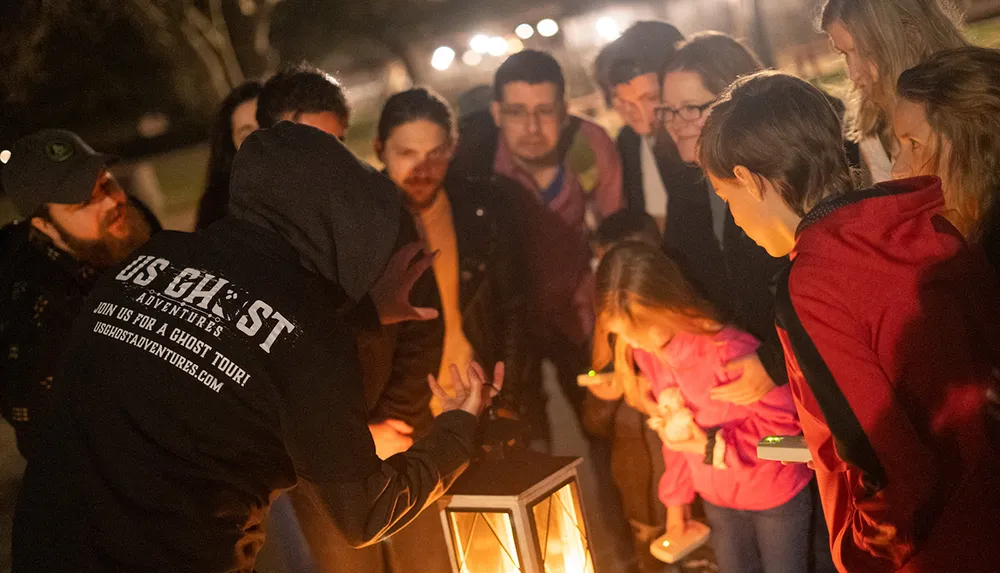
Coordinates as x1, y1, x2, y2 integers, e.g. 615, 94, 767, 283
196, 80, 262, 229
820, 0, 967, 182
893, 46, 1000, 269
590, 241, 816, 573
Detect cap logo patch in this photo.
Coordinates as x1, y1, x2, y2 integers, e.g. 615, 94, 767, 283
45, 140, 75, 162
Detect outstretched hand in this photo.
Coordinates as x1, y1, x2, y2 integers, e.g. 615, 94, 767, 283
370, 242, 439, 325
429, 361, 505, 418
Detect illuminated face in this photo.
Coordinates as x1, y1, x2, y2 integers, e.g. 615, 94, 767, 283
281, 110, 347, 140
35, 170, 150, 267
491, 82, 565, 164
827, 21, 879, 100
892, 98, 949, 182
661, 70, 716, 164
230, 98, 259, 151
380, 119, 453, 210
709, 172, 793, 257
612, 72, 660, 136
608, 315, 674, 354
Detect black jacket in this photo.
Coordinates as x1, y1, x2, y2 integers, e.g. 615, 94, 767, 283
662, 162, 791, 385
616, 126, 686, 215
354, 211, 444, 436
0, 197, 159, 461
443, 173, 531, 414
13, 123, 477, 573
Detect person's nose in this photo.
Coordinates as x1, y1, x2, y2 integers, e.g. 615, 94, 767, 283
891, 153, 912, 180
526, 110, 542, 134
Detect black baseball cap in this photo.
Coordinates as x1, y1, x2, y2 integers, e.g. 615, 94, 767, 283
1, 129, 117, 216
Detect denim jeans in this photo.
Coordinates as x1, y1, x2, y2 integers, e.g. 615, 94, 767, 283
701, 482, 816, 573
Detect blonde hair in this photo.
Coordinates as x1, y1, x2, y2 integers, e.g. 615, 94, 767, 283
593, 242, 720, 410
897, 47, 1000, 238
820, 0, 967, 141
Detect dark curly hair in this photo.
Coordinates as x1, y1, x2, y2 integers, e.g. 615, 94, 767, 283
256, 63, 350, 129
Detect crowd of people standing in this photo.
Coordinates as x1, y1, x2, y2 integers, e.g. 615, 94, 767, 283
1, 0, 999, 572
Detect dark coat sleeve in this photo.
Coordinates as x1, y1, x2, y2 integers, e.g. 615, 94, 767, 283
616, 127, 646, 214
280, 318, 476, 547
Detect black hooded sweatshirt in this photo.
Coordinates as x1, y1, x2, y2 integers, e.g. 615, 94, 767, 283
12, 123, 478, 573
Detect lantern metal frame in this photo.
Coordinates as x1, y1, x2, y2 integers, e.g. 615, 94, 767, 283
438, 452, 594, 573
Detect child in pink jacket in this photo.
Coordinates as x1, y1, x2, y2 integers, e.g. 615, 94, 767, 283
589, 241, 819, 573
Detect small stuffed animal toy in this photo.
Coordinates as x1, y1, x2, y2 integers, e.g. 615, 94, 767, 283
647, 387, 695, 442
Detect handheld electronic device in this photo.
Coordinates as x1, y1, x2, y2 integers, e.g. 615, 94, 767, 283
756, 435, 812, 464
649, 521, 711, 564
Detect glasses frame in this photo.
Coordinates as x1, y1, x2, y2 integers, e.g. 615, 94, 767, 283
655, 100, 715, 126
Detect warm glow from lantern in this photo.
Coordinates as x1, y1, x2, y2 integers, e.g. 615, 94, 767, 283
532, 482, 593, 572
449, 511, 521, 573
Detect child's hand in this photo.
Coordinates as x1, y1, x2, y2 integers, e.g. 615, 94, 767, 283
711, 353, 776, 405
663, 422, 708, 454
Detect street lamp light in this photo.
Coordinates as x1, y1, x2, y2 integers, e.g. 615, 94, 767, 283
515, 24, 534, 40
432, 46, 456, 71
536, 19, 559, 38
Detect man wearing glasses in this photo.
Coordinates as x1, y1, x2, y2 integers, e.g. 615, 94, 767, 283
488, 49, 624, 445
596, 21, 686, 228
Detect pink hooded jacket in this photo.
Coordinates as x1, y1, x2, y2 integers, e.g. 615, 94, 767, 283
634, 327, 813, 511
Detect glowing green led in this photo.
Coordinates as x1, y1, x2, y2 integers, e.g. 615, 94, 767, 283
588, 370, 596, 377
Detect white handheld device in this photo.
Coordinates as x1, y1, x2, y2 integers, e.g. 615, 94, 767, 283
757, 435, 812, 464
649, 521, 711, 564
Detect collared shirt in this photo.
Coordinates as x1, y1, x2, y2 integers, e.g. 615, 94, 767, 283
0, 221, 99, 460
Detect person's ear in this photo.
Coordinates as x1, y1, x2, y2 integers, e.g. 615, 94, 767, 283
30, 213, 71, 254
733, 165, 765, 202
490, 101, 502, 127
373, 139, 385, 163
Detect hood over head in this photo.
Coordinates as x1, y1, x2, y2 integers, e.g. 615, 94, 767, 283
228, 121, 400, 301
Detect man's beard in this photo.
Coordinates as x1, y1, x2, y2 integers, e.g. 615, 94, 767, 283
53, 203, 151, 268
402, 177, 443, 211
512, 143, 560, 170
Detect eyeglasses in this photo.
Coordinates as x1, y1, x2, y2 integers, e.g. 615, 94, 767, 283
499, 104, 562, 126
655, 101, 715, 125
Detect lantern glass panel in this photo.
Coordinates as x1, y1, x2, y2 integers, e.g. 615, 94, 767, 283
530, 480, 594, 573
447, 509, 522, 573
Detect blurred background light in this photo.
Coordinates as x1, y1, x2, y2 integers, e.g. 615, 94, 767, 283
487, 36, 509, 57
506, 36, 524, 53
431, 46, 456, 71
470, 34, 491, 54
595, 16, 621, 42
461, 50, 483, 66
537, 18, 559, 37
515, 23, 534, 40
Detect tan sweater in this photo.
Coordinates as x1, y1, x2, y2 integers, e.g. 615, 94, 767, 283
414, 191, 474, 414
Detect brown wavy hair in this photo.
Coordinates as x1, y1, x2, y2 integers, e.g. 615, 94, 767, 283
594, 241, 720, 410
897, 47, 1000, 239
820, 0, 967, 141
663, 31, 763, 95
699, 72, 854, 217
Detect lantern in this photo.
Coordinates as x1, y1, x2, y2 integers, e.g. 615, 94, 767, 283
438, 450, 594, 573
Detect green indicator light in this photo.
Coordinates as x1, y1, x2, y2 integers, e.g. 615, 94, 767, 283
765, 436, 782, 444
588, 370, 596, 377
